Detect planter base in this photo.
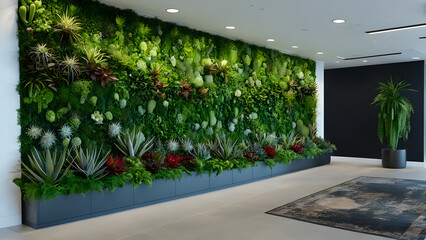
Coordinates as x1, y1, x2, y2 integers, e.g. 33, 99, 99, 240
23, 154, 331, 229
382, 149, 406, 169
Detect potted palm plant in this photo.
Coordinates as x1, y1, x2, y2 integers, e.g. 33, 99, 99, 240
372, 77, 415, 168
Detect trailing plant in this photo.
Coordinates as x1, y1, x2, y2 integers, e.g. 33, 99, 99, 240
372, 77, 415, 150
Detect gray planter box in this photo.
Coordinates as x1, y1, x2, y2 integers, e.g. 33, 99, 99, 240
175, 171, 209, 195
23, 193, 92, 229
232, 167, 253, 184
92, 184, 133, 213
134, 179, 176, 204
22, 154, 331, 229
252, 161, 272, 179
210, 170, 233, 189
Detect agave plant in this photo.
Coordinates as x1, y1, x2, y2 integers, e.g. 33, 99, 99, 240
208, 135, 243, 161
372, 78, 415, 150
190, 143, 211, 161
279, 130, 301, 150
73, 145, 110, 179
20, 147, 73, 184
29, 43, 54, 68
115, 126, 155, 158
83, 46, 106, 70
59, 55, 80, 82
56, 10, 82, 42
90, 65, 119, 88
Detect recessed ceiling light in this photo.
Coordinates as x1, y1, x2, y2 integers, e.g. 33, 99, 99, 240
316, 52, 324, 55
366, 23, 426, 34
362, 60, 368, 62
412, 57, 420, 60
266, 38, 275, 42
332, 19, 346, 24
291, 45, 299, 49
166, 8, 179, 13
225, 26, 236, 30
336, 61, 340, 63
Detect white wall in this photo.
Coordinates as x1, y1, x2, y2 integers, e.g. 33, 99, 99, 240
424, 62, 426, 167
0, 0, 21, 228
316, 61, 325, 138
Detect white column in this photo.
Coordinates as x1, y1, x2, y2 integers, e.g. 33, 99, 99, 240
0, 0, 21, 228
424, 62, 426, 168
316, 61, 325, 138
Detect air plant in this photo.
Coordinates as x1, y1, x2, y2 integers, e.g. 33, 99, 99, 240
26, 125, 43, 139
90, 65, 119, 88
73, 145, 110, 179
106, 156, 127, 176
208, 135, 243, 161
59, 55, 80, 82
108, 122, 122, 138
148, 62, 164, 89
56, 10, 82, 42
59, 125, 73, 139
83, 46, 106, 70
190, 143, 211, 161
29, 43, 54, 68
166, 139, 179, 152
180, 138, 194, 152
40, 130, 57, 149
20, 147, 73, 184
115, 126, 155, 158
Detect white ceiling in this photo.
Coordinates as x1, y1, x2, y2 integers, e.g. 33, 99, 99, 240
100, 0, 426, 69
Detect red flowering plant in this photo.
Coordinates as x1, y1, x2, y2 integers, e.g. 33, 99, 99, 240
263, 146, 278, 159
243, 152, 258, 162
142, 152, 166, 174
106, 156, 127, 176
166, 154, 181, 169
292, 143, 304, 154
179, 155, 198, 171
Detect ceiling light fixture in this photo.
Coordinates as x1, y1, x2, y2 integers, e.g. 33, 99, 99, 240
291, 46, 299, 49
225, 26, 236, 30
316, 52, 324, 55
336, 52, 401, 60
266, 38, 275, 42
332, 19, 346, 24
362, 60, 368, 63
419, 36, 426, 39
412, 57, 420, 60
166, 8, 179, 13
366, 23, 426, 34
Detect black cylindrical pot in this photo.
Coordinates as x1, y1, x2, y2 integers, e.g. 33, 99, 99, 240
381, 149, 406, 168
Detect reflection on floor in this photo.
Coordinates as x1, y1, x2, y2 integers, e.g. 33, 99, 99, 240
1, 157, 425, 240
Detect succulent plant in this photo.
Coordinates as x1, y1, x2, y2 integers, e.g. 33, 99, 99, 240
73, 145, 110, 179
147, 100, 157, 113
105, 111, 113, 121
71, 137, 82, 148
20, 146, 73, 184
59, 55, 80, 82
190, 143, 211, 161
180, 138, 194, 152
56, 10, 82, 42
90, 65, 119, 88
207, 135, 243, 161
116, 126, 155, 158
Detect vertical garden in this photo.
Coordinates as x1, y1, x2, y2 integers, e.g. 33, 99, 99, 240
14, 0, 335, 200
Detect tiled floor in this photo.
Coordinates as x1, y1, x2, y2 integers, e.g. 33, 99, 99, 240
1, 157, 425, 240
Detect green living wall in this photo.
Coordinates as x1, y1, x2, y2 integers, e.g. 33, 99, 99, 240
15, 0, 334, 200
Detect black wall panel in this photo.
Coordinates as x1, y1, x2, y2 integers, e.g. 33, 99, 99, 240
324, 61, 424, 161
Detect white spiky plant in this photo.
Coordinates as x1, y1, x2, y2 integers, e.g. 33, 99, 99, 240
167, 139, 179, 152
27, 125, 42, 139
40, 130, 57, 149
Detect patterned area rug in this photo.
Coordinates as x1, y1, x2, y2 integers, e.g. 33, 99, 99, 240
266, 176, 426, 240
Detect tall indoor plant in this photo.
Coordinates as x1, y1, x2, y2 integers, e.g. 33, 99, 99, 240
372, 77, 415, 168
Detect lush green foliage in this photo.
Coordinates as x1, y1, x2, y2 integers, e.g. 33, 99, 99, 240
15, 0, 335, 200
372, 77, 415, 149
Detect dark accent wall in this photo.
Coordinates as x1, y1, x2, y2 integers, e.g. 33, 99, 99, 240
325, 61, 424, 161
